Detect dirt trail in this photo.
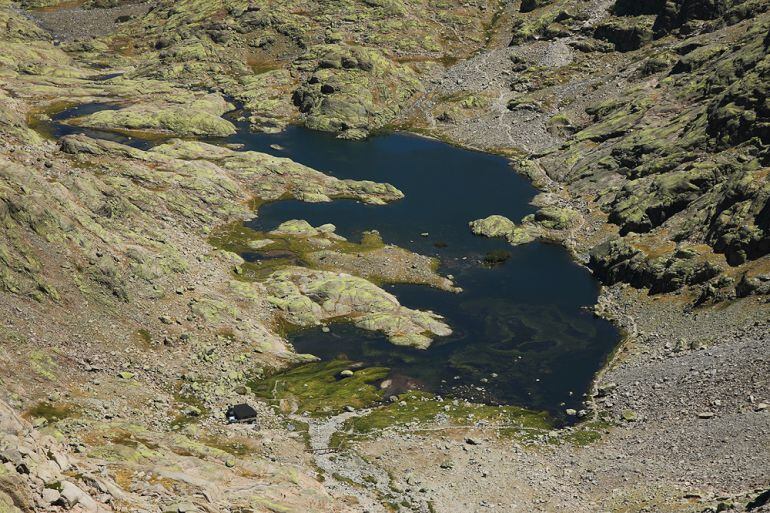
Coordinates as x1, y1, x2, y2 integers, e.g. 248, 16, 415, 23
298, 410, 391, 513
298, 409, 438, 513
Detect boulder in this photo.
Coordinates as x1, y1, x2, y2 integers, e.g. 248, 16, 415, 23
520, 0, 553, 12
70, 94, 236, 137
614, 0, 666, 16
270, 219, 319, 237
735, 273, 770, 297
41, 488, 60, 505
469, 215, 517, 238
533, 206, 576, 230
589, 239, 722, 293
621, 409, 638, 421
653, 0, 745, 34
59, 481, 98, 512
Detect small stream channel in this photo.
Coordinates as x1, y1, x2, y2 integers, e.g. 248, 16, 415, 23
44, 105, 620, 419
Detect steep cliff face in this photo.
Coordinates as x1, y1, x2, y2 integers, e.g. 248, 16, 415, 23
576, 10, 770, 300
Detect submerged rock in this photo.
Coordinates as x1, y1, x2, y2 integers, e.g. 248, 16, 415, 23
484, 249, 512, 265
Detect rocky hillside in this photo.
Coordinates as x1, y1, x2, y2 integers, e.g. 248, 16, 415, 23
403, 0, 770, 307
83, 0, 511, 138
72, 0, 770, 305
0, 3, 467, 511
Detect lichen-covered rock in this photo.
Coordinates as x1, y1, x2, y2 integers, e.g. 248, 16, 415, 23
607, 162, 722, 235
470, 207, 577, 247
469, 215, 517, 238
613, 0, 666, 16
537, 17, 770, 299
654, 0, 733, 34
270, 219, 320, 237
0, 398, 121, 512
612, 0, 758, 36
106, 0, 503, 136
705, 34, 770, 151
292, 45, 422, 137
533, 206, 576, 230
520, 0, 554, 13
150, 138, 404, 205
469, 214, 537, 245
589, 239, 722, 293
735, 272, 770, 297
70, 94, 236, 137
593, 16, 655, 52
264, 267, 451, 348
704, 171, 770, 265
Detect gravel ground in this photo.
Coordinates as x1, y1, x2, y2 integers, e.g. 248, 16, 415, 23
354, 316, 769, 513
26, 1, 150, 42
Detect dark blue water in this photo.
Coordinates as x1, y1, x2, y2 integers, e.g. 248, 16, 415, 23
225, 125, 620, 416
41, 103, 159, 150
45, 106, 620, 416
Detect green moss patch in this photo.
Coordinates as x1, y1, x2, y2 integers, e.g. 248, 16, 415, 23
334, 391, 552, 445
25, 401, 78, 423
249, 360, 389, 416
209, 220, 388, 283
170, 391, 210, 429
135, 328, 153, 348
558, 421, 611, 446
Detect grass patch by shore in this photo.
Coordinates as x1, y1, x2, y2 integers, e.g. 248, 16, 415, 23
331, 391, 553, 447
249, 360, 389, 416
